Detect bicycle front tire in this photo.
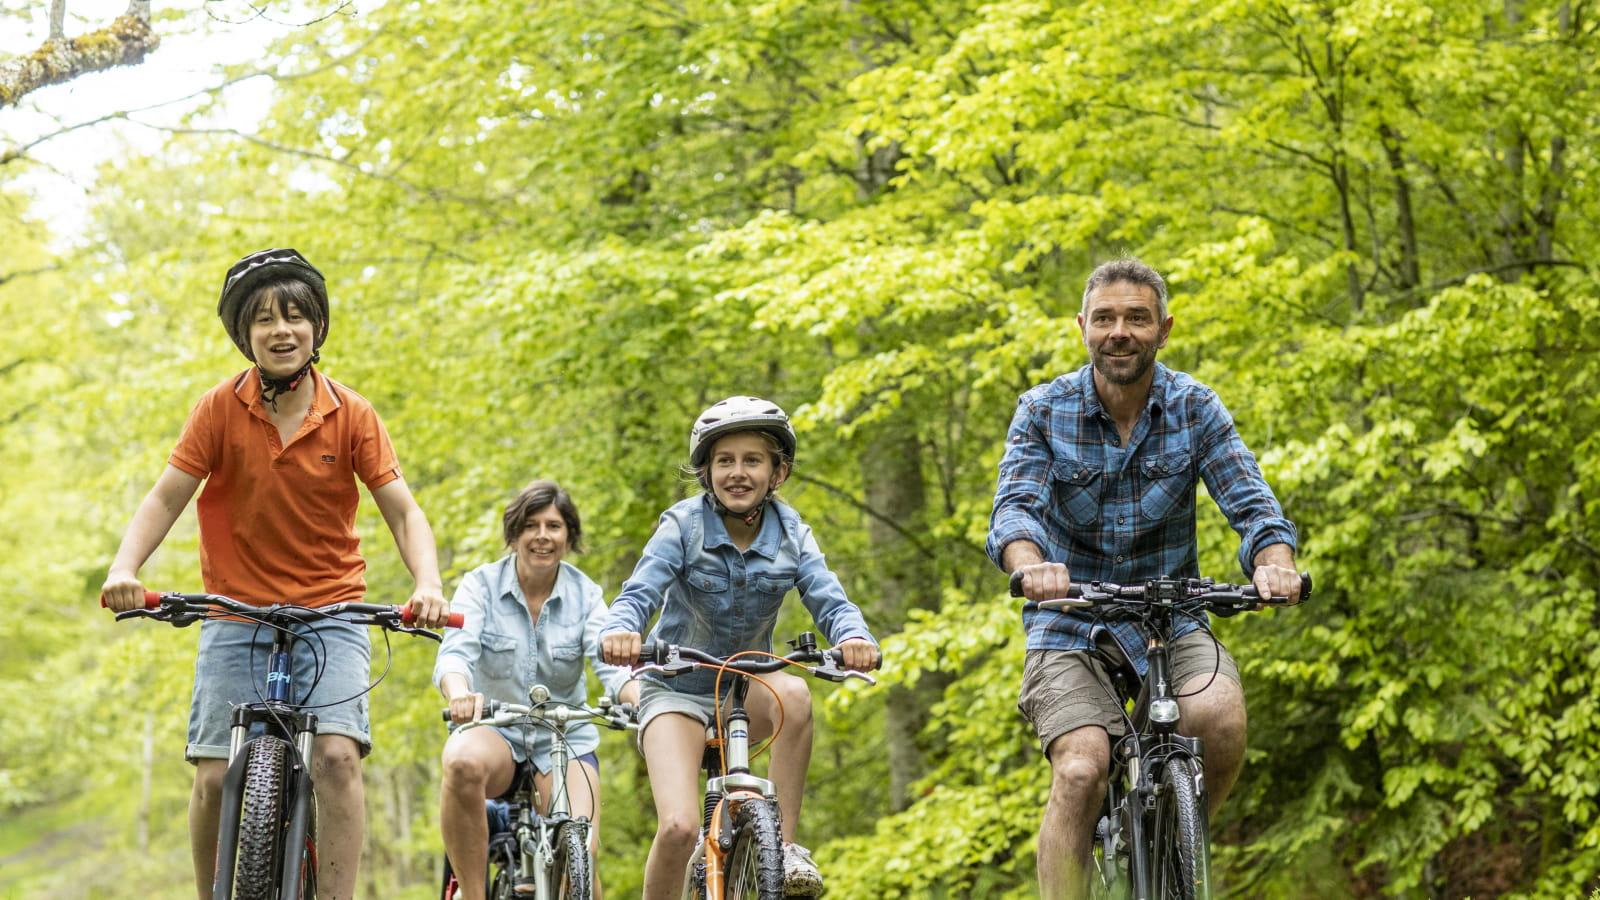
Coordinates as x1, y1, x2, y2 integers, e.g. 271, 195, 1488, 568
1154, 755, 1211, 900
555, 820, 592, 900
722, 799, 783, 900
233, 738, 289, 900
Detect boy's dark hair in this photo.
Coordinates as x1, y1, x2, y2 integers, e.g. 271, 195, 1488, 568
234, 278, 328, 360
502, 480, 584, 552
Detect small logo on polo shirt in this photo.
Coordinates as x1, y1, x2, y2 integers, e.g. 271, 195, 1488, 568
321, 454, 337, 464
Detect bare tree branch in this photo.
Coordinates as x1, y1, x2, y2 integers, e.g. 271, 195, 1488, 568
0, 3, 159, 110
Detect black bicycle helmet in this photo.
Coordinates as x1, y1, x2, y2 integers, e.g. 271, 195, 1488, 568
217, 248, 329, 360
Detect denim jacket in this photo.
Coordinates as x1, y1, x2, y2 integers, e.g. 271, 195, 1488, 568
602, 495, 876, 695
433, 556, 630, 761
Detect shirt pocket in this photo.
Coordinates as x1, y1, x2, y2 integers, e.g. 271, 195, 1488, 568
477, 631, 520, 682
752, 569, 797, 617
544, 641, 585, 694
1050, 457, 1103, 526
686, 566, 730, 594
1137, 450, 1194, 522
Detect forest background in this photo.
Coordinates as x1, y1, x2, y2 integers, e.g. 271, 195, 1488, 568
3, 0, 1598, 897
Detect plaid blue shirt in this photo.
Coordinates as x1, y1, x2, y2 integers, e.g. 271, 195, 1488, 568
986, 363, 1297, 674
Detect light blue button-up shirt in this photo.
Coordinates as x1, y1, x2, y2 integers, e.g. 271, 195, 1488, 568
602, 495, 877, 695
434, 556, 630, 767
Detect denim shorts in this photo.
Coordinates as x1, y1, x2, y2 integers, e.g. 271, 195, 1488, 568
634, 681, 730, 750
186, 617, 372, 762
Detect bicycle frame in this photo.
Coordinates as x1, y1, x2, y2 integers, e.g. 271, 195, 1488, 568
690, 673, 778, 900
448, 689, 632, 900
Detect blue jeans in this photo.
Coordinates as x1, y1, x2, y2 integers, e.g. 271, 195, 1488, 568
185, 616, 372, 761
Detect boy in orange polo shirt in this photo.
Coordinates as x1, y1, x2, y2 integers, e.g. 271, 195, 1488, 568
101, 248, 449, 900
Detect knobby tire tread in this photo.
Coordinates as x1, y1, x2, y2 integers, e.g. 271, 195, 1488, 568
235, 739, 288, 900
724, 799, 784, 900
556, 821, 592, 900
1159, 756, 1210, 900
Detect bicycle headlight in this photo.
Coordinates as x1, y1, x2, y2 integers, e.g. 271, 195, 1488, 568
1149, 698, 1180, 724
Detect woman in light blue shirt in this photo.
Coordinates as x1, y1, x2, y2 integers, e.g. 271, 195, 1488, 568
436, 480, 638, 900
601, 397, 879, 900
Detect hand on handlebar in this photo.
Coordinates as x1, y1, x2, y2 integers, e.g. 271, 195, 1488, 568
1251, 564, 1304, 607
601, 631, 642, 666
446, 691, 486, 725
403, 585, 451, 629
836, 637, 879, 672
100, 571, 148, 612
1012, 562, 1071, 603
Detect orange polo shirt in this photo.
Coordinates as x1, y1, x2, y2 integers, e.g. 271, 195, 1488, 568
169, 368, 402, 608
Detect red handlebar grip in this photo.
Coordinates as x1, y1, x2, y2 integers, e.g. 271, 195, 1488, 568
100, 590, 164, 609
398, 607, 465, 628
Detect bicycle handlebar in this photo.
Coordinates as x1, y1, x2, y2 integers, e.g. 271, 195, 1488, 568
443, 697, 639, 732
632, 634, 878, 685
106, 591, 464, 636
1007, 571, 1313, 612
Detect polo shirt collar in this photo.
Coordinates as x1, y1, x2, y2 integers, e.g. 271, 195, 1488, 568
232, 366, 340, 418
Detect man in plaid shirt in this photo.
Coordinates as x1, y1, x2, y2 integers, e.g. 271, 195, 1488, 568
986, 257, 1303, 899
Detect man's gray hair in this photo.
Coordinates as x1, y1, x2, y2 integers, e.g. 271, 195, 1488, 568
1081, 257, 1169, 320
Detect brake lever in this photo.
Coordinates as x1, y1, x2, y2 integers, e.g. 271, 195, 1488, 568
113, 608, 165, 622
634, 645, 696, 678
391, 625, 444, 642
810, 656, 878, 686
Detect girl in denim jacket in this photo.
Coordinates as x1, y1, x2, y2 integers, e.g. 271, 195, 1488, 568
601, 396, 879, 900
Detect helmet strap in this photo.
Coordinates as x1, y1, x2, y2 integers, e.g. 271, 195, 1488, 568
257, 350, 319, 412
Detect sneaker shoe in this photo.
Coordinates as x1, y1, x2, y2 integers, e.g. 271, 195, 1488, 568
782, 841, 825, 898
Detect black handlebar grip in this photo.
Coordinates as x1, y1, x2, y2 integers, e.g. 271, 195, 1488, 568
1008, 570, 1024, 597
637, 641, 660, 665
1300, 572, 1313, 603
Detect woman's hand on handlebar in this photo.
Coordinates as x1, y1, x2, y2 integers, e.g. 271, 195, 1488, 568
601, 631, 641, 666
446, 691, 486, 725
837, 637, 879, 672
1013, 562, 1071, 602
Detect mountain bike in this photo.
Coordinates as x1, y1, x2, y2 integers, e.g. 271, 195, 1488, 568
108, 590, 461, 900
1009, 571, 1312, 900
631, 632, 877, 900
438, 689, 638, 900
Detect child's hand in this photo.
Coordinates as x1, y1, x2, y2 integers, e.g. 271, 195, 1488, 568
405, 586, 450, 628
837, 638, 879, 672
602, 631, 641, 666
100, 571, 147, 612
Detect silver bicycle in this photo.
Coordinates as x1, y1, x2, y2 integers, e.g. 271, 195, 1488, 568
439, 686, 637, 900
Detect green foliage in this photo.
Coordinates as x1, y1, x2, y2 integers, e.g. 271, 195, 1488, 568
4, 0, 1600, 897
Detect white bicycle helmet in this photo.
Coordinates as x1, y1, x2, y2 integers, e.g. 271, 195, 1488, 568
689, 396, 797, 468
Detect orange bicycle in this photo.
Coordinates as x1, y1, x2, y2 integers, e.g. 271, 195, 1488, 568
633, 633, 875, 900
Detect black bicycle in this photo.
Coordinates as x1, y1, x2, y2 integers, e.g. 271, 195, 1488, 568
1010, 571, 1312, 900
109, 590, 460, 900
631, 632, 876, 900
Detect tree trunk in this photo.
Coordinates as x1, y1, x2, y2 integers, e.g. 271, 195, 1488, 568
861, 422, 946, 811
